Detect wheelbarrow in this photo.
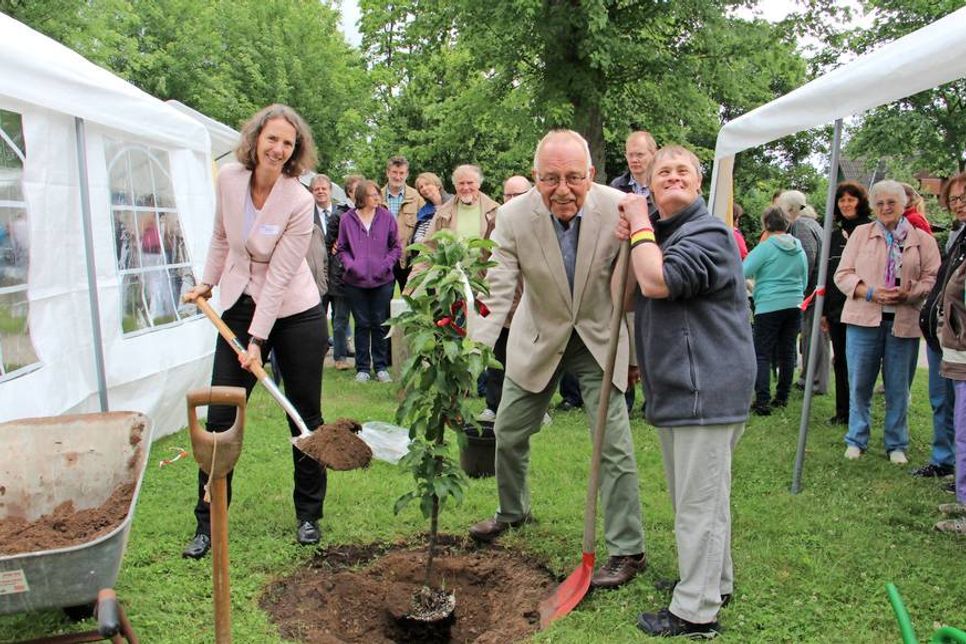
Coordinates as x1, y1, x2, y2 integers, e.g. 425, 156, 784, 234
0, 412, 152, 643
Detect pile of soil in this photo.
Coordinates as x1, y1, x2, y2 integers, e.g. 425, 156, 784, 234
261, 535, 557, 643
297, 417, 372, 471
0, 481, 136, 555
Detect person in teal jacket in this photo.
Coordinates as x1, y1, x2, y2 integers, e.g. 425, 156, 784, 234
743, 206, 808, 415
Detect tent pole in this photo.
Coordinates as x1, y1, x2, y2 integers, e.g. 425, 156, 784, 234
75, 117, 109, 412
791, 118, 843, 494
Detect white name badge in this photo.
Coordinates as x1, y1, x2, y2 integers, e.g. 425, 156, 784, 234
258, 224, 281, 236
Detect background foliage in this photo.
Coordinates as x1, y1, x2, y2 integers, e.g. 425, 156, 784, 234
4, 0, 963, 204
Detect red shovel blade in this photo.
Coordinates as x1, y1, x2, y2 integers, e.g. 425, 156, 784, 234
538, 552, 595, 628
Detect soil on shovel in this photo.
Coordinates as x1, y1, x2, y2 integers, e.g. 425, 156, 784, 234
0, 481, 136, 555
261, 535, 557, 643
298, 417, 372, 471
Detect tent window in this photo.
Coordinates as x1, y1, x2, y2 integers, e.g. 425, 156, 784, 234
105, 140, 197, 334
0, 109, 39, 380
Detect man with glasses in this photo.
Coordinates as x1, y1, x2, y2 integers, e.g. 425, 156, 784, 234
502, 175, 531, 203
611, 130, 659, 214
468, 130, 647, 590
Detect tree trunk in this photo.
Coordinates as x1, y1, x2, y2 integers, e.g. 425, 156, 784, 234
424, 490, 440, 587
541, 0, 607, 179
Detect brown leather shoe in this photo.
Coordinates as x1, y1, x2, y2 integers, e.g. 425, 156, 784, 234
468, 514, 533, 542
334, 360, 350, 371
590, 553, 646, 589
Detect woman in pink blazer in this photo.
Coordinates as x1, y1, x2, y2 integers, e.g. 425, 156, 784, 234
181, 104, 327, 558
834, 179, 940, 465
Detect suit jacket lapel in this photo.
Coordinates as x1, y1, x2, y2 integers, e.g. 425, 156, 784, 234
531, 198, 572, 309
572, 188, 602, 315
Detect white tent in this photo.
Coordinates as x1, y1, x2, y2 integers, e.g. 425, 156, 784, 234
707, 5, 966, 491
166, 100, 240, 165
709, 6, 966, 218
0, 14, 217, 439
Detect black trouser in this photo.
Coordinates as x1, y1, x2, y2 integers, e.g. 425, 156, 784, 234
560, 369, 637, 411
753, 307, 801, 406
486, 327, 510, 411
828, 316, 850, 419
193, 296, 327, 537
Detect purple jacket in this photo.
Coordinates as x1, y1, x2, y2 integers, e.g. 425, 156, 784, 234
337, 206, 401, 289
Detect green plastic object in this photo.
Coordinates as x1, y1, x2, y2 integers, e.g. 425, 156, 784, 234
887, 583, 966, 644
931, 626, 966, 644
887, 583, 918, 644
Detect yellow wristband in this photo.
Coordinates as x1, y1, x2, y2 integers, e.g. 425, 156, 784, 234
630, 229, 656, 245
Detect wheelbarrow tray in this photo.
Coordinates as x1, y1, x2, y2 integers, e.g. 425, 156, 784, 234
0, 412, 151, 615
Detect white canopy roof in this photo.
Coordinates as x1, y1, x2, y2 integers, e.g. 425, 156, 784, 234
0, 13, 209, 153
166, 100, 240, 161
710, 5, 966, 217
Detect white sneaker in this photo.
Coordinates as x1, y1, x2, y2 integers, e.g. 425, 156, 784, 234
355, 372, 370, 383
889, 450, 908, 465
542, 412, 552, 426
934, 516, 966, 535
938, 503, 966, 517
478, 408, 497, 422
844, 446, 862, 460
375, 370, 393, 383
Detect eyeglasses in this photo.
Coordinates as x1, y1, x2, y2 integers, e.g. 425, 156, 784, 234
950, 194, 966, 206
874, 199, 900, 209
537, 174, 587, 188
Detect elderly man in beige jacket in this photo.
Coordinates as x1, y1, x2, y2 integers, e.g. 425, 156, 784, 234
468, 130, 646, 589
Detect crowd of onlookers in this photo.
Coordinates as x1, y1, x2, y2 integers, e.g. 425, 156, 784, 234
181, 107, 959, 638
304, 143, 966, 539
737, 174, 966, 536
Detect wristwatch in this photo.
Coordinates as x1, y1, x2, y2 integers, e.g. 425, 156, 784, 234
249, 336, 266, 350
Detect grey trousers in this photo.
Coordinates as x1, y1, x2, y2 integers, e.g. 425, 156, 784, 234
657, 422, 744, 624
494, 334, 645, 556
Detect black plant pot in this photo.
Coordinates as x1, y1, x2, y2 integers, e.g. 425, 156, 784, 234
459, 420, 495, 478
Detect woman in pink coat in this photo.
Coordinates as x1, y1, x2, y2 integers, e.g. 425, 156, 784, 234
834, 179, 940, 465
181, 105, 327, 558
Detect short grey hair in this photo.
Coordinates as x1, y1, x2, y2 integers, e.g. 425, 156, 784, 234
452, 164, 483, 185
533, 129, 593, 174
870, 180, 908, 209
310, 173, 331, 189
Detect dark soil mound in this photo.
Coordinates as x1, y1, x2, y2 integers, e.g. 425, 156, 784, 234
261, 535, 556, 643
297, 418, 372, 471
0, 481, 136, 555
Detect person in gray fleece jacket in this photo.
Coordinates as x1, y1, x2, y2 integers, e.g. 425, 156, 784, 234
619, 145, 755, 639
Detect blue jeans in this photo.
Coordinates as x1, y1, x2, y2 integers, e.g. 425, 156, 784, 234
323, 295, 352, 361
845, 321, 918, 453
345, 282, 393, 373
926, 344, 956, 467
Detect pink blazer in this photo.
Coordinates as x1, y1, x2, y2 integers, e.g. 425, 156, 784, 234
833, 221, 940, 337
202, 162, 320, 339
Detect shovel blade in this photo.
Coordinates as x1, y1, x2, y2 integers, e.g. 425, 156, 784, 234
538, 552, 595, 629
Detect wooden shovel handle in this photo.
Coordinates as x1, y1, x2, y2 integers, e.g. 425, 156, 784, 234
194, 295, 271, 381
583, 241, 631, 553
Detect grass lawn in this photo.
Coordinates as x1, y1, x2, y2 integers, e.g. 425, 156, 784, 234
1, 365, 963, 642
